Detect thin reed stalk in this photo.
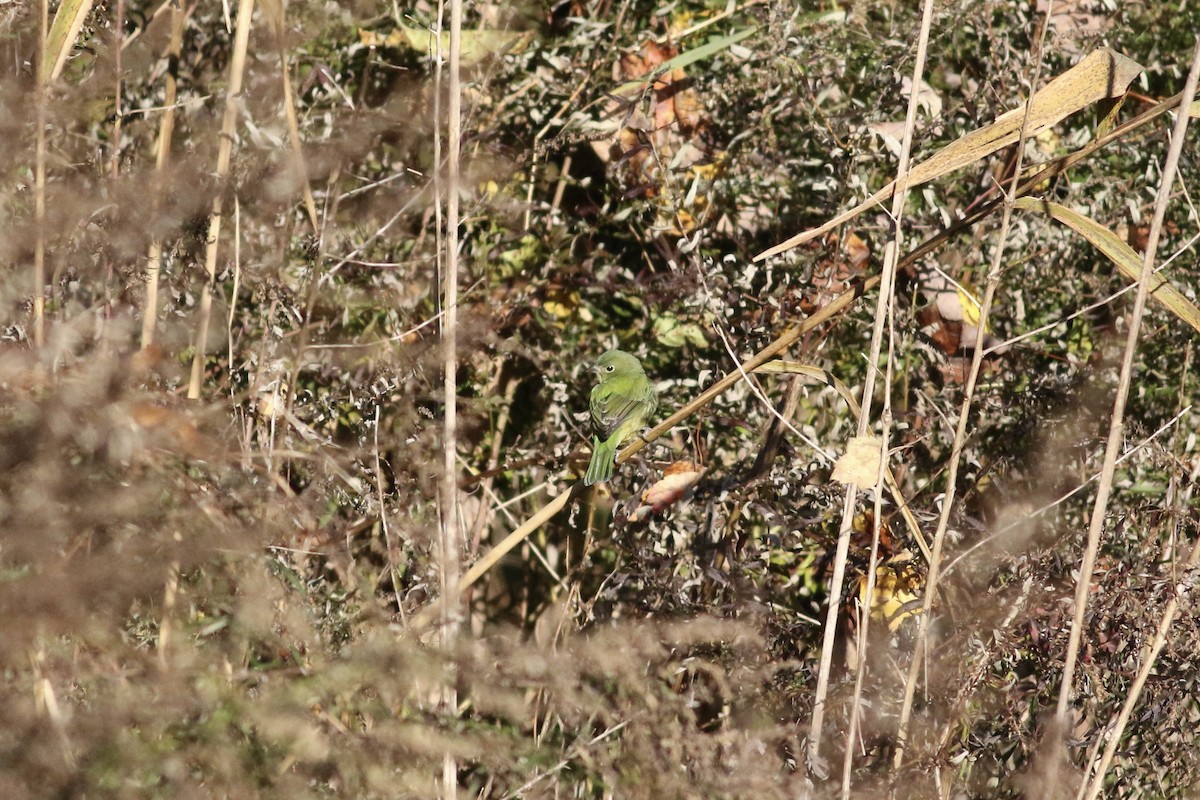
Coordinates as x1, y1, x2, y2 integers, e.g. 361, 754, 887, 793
141, 2, 184, 349
892, 5, 1055, 778
187, 0, 255, 399
438, 0, 465, 796
818, 0, 936, 780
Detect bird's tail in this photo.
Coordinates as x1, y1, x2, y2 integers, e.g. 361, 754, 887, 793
584, 435, 615, 486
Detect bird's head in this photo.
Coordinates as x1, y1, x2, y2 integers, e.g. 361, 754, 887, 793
591, 349, 644, 377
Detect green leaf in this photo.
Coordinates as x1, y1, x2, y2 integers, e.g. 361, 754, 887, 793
609, 27, 759, 97
653, 313, 708, 348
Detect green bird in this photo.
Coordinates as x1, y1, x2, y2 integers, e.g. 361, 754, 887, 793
585, 349, 658, 486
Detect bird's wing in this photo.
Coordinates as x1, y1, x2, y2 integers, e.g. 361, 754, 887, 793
591, 379, 654, 440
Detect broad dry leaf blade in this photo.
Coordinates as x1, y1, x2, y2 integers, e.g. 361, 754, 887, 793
1014, 197, 1200, 334
755, 48, 1144, 261
44, 0, 96, 81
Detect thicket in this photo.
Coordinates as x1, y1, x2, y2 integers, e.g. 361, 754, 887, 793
1, 1, 1198, 798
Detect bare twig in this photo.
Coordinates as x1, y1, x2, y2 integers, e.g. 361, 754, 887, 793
375, 405, 405, 622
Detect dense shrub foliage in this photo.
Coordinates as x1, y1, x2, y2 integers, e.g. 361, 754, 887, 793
0, 1, 1197, 797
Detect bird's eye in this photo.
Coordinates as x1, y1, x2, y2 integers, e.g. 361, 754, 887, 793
606, 365, 615, 372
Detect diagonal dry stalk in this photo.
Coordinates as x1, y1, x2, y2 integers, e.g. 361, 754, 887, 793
890, 7, 1056, 779
833, 0, 936, 786
1060, 37, 1200, 789
41, 0, 95, 81
895, 89, 1185, 290
755, 48, 1142, 261
187, 0, 256, 399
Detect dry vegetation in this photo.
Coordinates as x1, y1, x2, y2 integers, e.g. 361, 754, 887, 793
2, 1, 1199, 798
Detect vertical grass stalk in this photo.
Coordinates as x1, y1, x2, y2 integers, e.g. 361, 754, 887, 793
816, 0, 937, 779
1057, 30, 1200, 751
187, 0, 255, 399
33, 0, 49, 348
892, 4, 1055, 778
439, 0, 465, 796
141, 2, 184, 349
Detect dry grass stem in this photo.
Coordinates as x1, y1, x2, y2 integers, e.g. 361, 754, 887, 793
33, 0, 48, 349
817, 0, 936, 778
140, 2, 185, 349
893, 5, 1056, 776
439, 0, 466, 796
187, 0, 255, 399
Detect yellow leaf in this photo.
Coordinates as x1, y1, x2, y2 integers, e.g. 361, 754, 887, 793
360, 26, 532, 67
831, 435, 883, 487
543, 287, 582, 320
859, 565, 924, 632
955, 284, 984, 329
1034, 128, 1060, 157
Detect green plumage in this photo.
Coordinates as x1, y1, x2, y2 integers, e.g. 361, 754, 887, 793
584, 350, 657, 486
